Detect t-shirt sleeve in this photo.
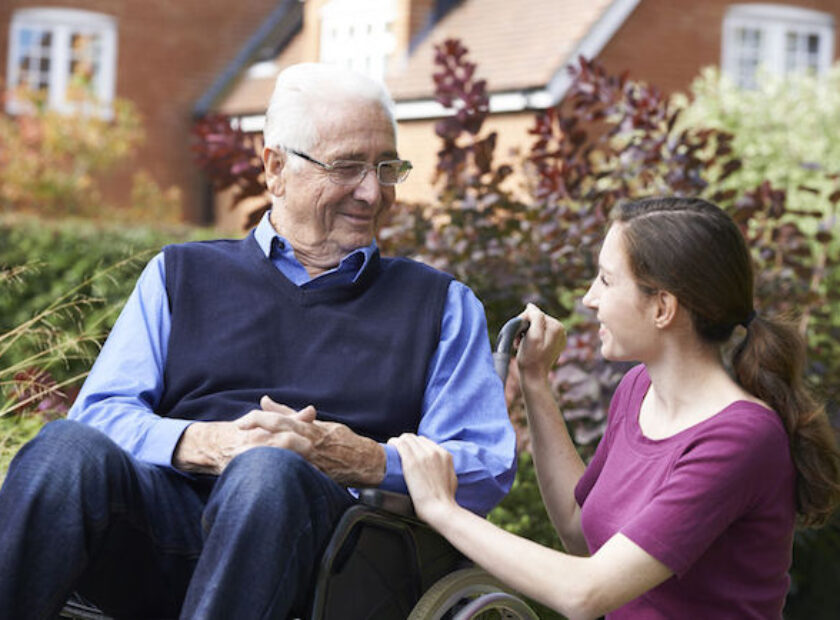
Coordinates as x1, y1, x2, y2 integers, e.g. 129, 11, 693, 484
619, 406, 788, 577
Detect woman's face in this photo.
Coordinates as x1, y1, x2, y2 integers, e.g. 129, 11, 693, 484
582, 224, 660, 362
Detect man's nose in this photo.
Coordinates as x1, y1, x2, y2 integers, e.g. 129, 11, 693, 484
352, 168, 382, 205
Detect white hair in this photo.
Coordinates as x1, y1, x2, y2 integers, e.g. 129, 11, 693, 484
262, 63, 397, 167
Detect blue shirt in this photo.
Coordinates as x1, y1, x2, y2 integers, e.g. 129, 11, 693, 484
69, 213, 516, 515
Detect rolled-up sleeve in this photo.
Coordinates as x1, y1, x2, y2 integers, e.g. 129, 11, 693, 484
379, 280, 517, 516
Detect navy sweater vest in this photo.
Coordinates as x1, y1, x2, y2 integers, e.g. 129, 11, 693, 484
158, 233, 452, 442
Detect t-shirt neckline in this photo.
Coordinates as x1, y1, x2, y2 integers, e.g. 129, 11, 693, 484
626, 366, 774, 450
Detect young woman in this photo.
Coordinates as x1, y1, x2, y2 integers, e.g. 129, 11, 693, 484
390, 197, 840, 619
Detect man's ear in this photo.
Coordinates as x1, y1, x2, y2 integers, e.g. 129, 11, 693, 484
263, 147, 286, 197
653, 290, 679, 329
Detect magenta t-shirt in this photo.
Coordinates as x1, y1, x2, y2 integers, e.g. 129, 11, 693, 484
575, 365, 796, 619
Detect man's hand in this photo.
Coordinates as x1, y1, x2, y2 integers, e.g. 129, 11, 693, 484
173, 396, 386, 487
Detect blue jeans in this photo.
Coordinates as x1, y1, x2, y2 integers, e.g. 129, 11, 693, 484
0, 419, 356, 619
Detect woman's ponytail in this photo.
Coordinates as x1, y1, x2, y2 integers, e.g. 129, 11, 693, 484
732, 315, 840, 528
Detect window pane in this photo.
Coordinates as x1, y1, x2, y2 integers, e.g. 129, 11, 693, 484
785, 32, 799, 72
319, 0, 397, 80
786, 32, 797, 54
733, 27, 762, 88
14, 27, 52, 91
724, 7, 833, 86
8, 9, 117, 115
66, 31, 102, 101
784, 30, 822, 75
738, 27, 761, 49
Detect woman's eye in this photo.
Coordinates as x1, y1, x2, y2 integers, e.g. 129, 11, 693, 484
599, 274, 609, 286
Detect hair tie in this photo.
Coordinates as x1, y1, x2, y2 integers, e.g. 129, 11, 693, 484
741, 310, 757, 328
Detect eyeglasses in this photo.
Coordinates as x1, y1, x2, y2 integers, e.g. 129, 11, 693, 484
282, 148, 412, 186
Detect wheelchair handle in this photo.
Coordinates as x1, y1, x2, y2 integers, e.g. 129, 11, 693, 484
493, 316, 530, 383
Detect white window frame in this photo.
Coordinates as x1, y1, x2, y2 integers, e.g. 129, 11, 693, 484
722, 4, 834, 88
6, 7, 118, 115
319, 0, 397, 81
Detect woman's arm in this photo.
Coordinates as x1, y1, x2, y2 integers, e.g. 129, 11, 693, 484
516, 304, 588, 553
390, 434, 672, 619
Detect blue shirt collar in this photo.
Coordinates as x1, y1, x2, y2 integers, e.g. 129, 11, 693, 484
254, 210, 378, 285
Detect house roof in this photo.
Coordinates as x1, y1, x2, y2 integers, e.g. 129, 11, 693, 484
197, 0, 302, 116
387, 0, 618, 100
216, 33, 305, 117
217, 0, 642, 120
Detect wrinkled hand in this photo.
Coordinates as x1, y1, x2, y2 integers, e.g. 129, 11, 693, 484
174, 396, 386, 486
388, 434, 458, 526
516, 303, 567, 381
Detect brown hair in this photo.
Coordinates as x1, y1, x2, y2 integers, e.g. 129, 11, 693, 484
615, 196, 840, 527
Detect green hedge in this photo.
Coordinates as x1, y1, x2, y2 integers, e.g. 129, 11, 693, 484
0, 215, 212, 384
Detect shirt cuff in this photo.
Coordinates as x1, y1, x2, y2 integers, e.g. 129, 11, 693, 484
378, 443, 408, 493
136, 417, 196, 468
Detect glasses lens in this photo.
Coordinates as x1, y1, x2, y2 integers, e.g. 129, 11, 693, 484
378, 160, 412, 185
324, 162, 364, 185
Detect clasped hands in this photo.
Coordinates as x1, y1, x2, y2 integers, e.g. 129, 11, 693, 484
173, 395, 386, 487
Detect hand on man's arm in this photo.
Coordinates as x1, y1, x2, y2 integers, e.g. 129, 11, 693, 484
173, 396, 387, 486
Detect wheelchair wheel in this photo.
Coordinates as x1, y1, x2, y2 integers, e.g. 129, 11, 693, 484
407, 567, 539, 620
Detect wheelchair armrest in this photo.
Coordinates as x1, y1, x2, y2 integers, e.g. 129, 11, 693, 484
357, 488, 416, 518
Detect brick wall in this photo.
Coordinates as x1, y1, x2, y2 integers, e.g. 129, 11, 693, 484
598, 0, 840, 94
1, 0, 283, 222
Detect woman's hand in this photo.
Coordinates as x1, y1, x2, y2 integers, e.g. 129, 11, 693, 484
388, 434, 459, 526
516, 303, 567, 382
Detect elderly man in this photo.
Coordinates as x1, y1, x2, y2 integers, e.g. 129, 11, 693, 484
0, 63, 515, 619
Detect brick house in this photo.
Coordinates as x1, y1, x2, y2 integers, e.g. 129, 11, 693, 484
0, 0, 303, 222
3, 1, 838, 226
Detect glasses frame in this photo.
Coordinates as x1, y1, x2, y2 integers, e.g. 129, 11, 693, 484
281, 148, 412, 186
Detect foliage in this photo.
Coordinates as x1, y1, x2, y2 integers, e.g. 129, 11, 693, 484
675, 65, 840, 222
0, 90, 181, 224
788, 522, 840, 620
191, 114, 268, 229
0, 215, 210, 422
1, 257, 136, 420
674, 66, 840, 407
488, 453, 562, 551
0, 415, 43, 484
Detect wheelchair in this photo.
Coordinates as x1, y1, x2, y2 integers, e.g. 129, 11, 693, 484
61, 318, 537, 619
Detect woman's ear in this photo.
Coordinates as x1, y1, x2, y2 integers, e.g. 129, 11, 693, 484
653, 290, 679, 329
263, 147, 286, 197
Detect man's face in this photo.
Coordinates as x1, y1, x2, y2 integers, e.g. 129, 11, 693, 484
267, 98, 397, 263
